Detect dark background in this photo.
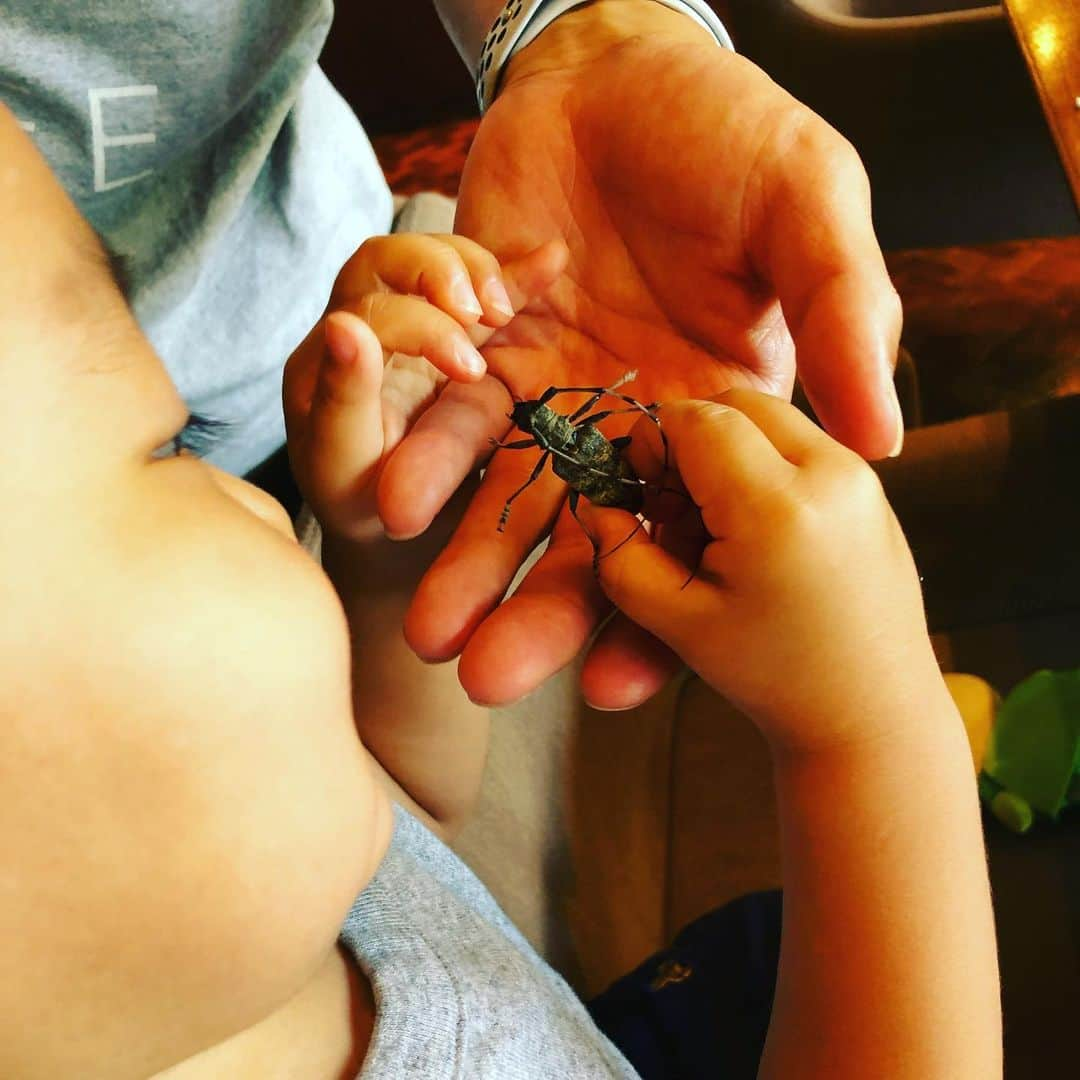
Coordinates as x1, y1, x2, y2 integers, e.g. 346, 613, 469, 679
321, 2, 475, 134
323, 1, 736, 135
323, 0, 1076, 247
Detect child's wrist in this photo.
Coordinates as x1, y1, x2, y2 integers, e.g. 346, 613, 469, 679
766, 672, 964, 772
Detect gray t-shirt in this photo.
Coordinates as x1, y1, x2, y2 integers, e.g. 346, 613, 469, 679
343, 805, 640, 1078
1, 1, 393, 474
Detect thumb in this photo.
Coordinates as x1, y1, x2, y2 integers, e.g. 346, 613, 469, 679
305, 311, 386, 525
576, 501, 717, 664
754, 127, 903, 460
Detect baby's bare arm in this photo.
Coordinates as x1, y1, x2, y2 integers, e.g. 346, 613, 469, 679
582, 393, 1001, 1078
284, 235, 567, 836
321, 514, 490, 839
762, 700, 999, 1079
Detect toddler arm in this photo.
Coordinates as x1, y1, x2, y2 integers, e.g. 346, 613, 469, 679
580, 392, 1001, 1078
284, 234, 566, 835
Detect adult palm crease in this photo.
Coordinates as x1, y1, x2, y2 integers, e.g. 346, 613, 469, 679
382, 24, 904, 709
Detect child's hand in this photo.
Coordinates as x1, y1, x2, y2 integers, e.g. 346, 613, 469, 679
578, 390, 940, 754
284, 234, 566, 541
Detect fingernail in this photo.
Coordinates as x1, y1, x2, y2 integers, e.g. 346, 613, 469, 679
456, 342, 487, 376
452, 277, 484, 318
888, 379, 905, 458
485, 279, 515, 319
324, 315, 357, 366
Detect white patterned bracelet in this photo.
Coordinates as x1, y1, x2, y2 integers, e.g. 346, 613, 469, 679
476, 0, 734, 113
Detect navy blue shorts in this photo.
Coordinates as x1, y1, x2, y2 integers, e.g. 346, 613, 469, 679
588, 890, 783, 1080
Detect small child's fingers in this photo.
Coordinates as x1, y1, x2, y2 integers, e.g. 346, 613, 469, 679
347, 292, 487, 382
428, 234, 518, 325
577, 501, 718, 665
452, 235, 568, 307
409, 235, 568, 334
711, 387, 846, 466
624, 399, 797, 538
341, 234, 505, 328
469, 239, 568, 346
367, 234, 567, 340
306, 312, 386, 514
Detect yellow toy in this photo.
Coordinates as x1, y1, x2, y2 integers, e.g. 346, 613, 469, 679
946, 669, 1080, 834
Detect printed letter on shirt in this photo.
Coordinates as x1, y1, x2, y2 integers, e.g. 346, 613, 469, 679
89, 85, 158, 193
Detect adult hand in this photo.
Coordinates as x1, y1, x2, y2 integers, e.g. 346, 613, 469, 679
385, 0, 902, 708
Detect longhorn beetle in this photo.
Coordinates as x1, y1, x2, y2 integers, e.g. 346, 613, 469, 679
490, 370, 673, 563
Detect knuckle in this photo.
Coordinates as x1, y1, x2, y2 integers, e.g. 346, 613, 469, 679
846, 458, 886, 504
883, 284, 904, 330
435, 246, 469, 282
445, 234, 499, 274
777, 109, 869, 201
819, 451, 884, 510
361, 234, 391, 260
711, 387, 757, 415
335, 237, 382, 290
685, 396, 749, 444
761, 482, 813, 536
802, 116, 862, 180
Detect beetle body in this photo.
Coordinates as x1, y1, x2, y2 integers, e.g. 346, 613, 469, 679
494, 372, 662, 533
511, 400, 644, 513
495, 373, 694, 581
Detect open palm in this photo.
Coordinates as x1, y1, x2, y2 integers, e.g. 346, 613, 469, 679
384, 38, 902, 708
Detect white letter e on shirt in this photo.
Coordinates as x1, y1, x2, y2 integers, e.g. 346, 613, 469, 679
89, 85, 158, 193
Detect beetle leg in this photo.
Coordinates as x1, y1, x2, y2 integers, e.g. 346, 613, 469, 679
537, 385, 563, 405
564, 372, 640, 420
591, 396, 666, 453
490, 436, 540, 450
568, 490, 604, 576
574, 397, 668, 468
568, 391, 608, 422
646, 483, 694, 503
540, 376, 638, 421
597, 518, 648, 565
576, 404, 654, 427
497, 450, 551, 533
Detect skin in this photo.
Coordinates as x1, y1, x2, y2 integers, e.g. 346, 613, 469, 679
284, 233, 568, 829
1, 2, 986, 1074
403, 0, 905, 710
579, 395, 1002, 1079
2, 100, 1000, 1075
0, 105, 559, 1076
287, 235, 1002, 1077
0, 106, 391, 1079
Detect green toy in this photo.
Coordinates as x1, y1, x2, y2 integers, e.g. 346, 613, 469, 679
978, 669, 1080, 834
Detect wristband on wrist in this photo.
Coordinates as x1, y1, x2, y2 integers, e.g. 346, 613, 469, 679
476, 0, 734, 113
